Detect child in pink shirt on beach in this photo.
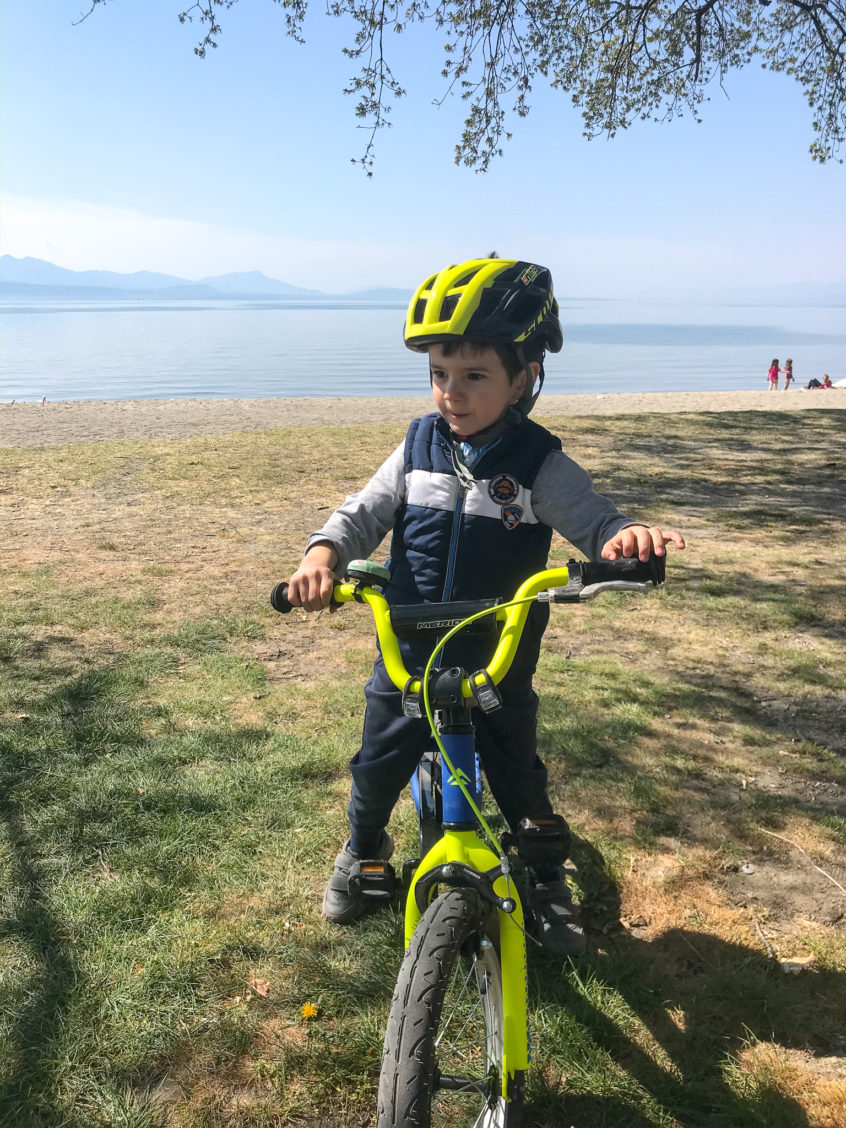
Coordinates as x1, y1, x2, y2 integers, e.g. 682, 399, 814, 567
767, 359, 781, 391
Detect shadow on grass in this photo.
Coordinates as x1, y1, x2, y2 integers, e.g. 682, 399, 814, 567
552, 564, 844, 665
540, 642, 844, 854
0, 663, 153, 1124
0, 652, 300, 1127
0, 641, 404, 1127
675, 564, 846, 652
524, 840, 842, 1128
545, 739, 842, 870
0, 803, 81, 1128
667, 664, 845, 768
3, 638, 839, 1128
579, 411, 846, 535
0, 662, 159, 1126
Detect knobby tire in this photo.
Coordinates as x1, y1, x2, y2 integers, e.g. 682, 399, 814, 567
376, 888, 522, 1127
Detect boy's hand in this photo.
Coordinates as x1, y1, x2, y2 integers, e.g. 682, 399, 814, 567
287, 544, 339, 612
601, 524, 685, 562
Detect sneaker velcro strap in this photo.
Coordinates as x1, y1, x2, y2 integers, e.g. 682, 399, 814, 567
348, 859, 396, 901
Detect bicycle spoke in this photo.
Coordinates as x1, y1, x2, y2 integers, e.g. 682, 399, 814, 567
440, 998, 483, 1058
473, 1102, 498, 1128
431, 949, 502, 1123
435, 958, 483, 1053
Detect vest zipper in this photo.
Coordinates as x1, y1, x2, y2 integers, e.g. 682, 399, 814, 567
442, 479, 468, 601
442, 443, 475, 601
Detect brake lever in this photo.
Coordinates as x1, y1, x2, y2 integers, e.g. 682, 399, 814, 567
578, 581, 649, 600
538, 580, 649, 604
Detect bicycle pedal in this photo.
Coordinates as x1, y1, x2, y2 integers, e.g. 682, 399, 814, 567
509, 815, 572, 868
348, 859, 396, 902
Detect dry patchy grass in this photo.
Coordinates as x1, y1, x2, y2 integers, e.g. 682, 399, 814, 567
1, 409, 844, 1127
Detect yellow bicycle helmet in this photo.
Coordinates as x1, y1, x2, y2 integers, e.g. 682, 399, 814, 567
404, 258, 563, 355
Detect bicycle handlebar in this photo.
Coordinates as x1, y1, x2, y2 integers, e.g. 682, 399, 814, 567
271, 555, 665, 700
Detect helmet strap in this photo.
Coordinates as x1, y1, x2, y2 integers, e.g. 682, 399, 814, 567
514, 345, 545, 415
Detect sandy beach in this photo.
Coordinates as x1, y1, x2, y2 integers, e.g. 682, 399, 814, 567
1, 389, 843, 448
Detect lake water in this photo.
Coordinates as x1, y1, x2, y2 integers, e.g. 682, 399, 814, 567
1, 298, 844, 402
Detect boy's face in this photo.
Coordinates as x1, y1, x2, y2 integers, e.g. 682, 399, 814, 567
428, 343, 526, 437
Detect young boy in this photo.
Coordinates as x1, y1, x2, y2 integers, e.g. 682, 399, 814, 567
287, 258, 684, 955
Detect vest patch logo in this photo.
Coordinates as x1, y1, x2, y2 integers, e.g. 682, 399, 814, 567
502, 504, 524, 530
489, 473, 520, 505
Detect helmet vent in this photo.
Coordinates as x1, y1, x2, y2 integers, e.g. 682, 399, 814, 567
412, 298, 427, 324
439, 294, 460, 321
453, 268, 479, 287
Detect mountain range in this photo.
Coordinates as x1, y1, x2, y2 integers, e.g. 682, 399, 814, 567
0, 256, 412, 302
2, 255, 844, 306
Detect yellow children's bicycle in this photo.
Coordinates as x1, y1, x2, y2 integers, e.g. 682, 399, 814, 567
272, 554, 665, 1127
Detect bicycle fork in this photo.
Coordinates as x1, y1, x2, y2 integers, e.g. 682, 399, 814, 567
405, 727, 532, 1087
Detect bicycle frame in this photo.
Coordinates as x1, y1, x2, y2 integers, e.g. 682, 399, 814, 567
275, 557, 664, 1117
330, 572, 577, 1095
405, 768, 532, 1084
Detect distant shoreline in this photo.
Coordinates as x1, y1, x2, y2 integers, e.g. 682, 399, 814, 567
2, 390, 843, 449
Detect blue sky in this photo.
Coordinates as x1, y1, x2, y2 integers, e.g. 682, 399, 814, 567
2, 0, 844, 295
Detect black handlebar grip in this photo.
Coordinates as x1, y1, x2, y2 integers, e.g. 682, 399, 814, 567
581, 554, 665, 587
270, 582, 343, 613
270, 582, 295, 613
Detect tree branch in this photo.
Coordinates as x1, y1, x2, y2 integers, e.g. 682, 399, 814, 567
81, 0, 846, 168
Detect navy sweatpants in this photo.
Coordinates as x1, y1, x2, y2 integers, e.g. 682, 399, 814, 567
347, 653, 554, 849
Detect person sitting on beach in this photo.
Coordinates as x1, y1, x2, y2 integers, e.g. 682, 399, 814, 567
783, 359, 794, 390
804, 374, 832, 389
767, 359, 781, 391
285, 257, 685, 956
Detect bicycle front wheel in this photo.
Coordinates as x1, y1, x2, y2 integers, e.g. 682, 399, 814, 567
377, 889, 523, 1127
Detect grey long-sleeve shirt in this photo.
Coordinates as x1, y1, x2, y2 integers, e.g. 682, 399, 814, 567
305, 435, 635, 577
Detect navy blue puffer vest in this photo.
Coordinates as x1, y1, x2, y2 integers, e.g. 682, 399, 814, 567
386, 413, 561, 679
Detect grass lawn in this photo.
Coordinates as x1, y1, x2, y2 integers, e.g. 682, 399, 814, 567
1, 409, 845, 1128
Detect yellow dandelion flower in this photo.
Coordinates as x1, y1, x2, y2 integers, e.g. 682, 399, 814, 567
300, 1001, 318, 1020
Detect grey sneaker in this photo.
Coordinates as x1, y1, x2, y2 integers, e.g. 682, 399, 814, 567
528, 870, 587, 956
321, 832, 395, 924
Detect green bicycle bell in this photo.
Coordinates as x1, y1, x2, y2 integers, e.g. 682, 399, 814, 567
345, 559, 391, 589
